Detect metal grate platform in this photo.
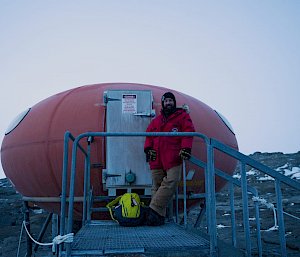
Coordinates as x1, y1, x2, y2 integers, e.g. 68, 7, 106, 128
70, 220, 210, 256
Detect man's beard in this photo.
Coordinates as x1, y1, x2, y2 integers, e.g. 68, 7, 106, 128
163, 105, 176, 116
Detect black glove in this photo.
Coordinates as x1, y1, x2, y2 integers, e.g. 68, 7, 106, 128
179, 148, 191, 160
145, 148, 157, 162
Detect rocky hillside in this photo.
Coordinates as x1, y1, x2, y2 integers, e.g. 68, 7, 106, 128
212, 151, 300, 256
221, 152, 300, 256
0, 151, 300, 256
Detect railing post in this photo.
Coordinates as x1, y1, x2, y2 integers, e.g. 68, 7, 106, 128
253, 192, 262, 257
240, 162, 251, 256
83, 137, 92, 225
23, 201, 32, 257
86, 139, 92, 223
175, 187, 179, 223
83, 154, 88, 224
60, 132, 71, 255
66, 139, 80, 256
204, 164, 210, 233
229, 182, 237, 247
182, 160, 187, 228
52, 214, 59, 254
87, 141, 92, 220
207, 142, 217, 256
60, 132, 71, 237
275, 179, 287, 257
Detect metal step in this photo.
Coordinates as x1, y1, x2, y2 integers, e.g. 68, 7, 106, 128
92, 195, 152, 202
66, 220, 211, 256
92, 196, 112, 202
89, 207, 108, 212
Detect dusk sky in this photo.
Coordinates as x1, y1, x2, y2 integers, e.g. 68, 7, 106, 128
1, 1, 300, 178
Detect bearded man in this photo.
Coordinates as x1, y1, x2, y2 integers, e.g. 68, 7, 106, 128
144, 92, 195, 226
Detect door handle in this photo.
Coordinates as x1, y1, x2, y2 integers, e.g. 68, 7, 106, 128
133, 110, 155, 117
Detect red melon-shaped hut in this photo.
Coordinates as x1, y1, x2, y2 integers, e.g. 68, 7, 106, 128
1, 83, 238, 216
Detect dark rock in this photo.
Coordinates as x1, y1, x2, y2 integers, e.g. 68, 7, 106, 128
0, 151, 300, 256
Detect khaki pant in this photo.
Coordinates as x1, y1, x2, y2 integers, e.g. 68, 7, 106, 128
149, 165, 182, 217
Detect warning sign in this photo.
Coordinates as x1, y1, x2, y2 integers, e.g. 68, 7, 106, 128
122, 94, 137, 114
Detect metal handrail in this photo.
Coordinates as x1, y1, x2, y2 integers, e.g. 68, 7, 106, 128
211, 139, 300, 190
62, 131, 214, 256
210, 138, 300, 257
190, 152, 262, 256
60, 132, 88, 239
190, 138, 300, 257
60, 131, 300, 257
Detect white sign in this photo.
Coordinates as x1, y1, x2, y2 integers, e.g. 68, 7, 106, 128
122, 94, 137, 114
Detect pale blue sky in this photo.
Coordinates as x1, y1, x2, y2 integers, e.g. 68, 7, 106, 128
1, 1, 300, 178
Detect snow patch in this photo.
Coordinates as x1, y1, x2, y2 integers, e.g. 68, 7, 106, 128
247, 168, 257, 176
285, 232, 292, 237
217, 224, 230, 228
275, 164, 300, 180
258, 175, 274, 181
276, 163, 289, 171
289, 167, 300, 180
33, 209, 43, 214
262, 225, 278, 232
233, 174, 241, 179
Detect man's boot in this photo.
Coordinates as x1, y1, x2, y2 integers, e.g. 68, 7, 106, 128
146, 208, 165, 226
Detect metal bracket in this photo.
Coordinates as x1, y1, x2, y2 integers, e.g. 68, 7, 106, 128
133, 110, 156, 117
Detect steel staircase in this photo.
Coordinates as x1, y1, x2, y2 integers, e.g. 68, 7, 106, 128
58, 131, 300, 257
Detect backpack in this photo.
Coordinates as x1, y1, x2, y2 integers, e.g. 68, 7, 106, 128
106, 193, 146, 227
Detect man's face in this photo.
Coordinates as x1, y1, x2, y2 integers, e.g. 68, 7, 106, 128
163, 98, 175, 110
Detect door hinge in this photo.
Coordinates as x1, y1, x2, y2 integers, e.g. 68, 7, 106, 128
104, 96, 121, 104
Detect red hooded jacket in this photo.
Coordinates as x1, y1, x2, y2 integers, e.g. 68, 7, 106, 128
144, 109, 195, 170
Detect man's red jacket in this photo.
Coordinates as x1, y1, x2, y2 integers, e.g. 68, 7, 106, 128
144, 109, 195, 171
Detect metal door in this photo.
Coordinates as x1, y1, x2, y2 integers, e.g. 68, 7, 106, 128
104, 90, 154, 193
